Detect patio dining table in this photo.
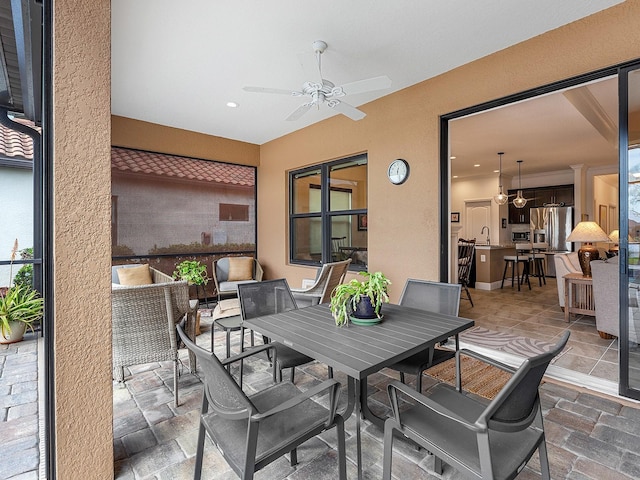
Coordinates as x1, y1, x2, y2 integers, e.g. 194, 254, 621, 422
243, 302, 474, 479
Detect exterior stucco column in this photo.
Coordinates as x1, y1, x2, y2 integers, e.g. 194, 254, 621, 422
53, 0, 113, 477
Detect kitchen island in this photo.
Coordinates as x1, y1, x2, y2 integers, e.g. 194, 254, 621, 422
474, 245, 516, 290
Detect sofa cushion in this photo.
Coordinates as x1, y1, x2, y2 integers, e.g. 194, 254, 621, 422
117, 264, 153, 285
227, 257, 254, 281
219, 279, 257, 293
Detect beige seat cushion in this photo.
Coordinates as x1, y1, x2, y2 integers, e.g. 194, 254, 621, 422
227, 257, 254, 281
117, 264, 153, 285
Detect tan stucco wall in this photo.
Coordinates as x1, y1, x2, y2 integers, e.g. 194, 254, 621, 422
53, 0, 113, 477
112, 115, 260, 166
257, 1, 640, 302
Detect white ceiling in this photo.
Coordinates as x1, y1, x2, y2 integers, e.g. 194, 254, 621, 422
449, 76, 620, 180
111, 0, 623, 146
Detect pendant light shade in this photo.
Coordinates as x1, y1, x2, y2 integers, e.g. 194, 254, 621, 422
493, 152, 508, 205
513, 160, 527, 209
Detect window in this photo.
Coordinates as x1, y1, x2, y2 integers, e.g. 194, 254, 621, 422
220, 203, 249, 221
289, 154, 367, 269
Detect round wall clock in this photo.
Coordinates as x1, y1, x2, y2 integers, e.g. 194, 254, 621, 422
387, 159, 410, 185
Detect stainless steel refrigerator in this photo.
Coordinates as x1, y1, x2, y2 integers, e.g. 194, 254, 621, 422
530, 206, 574, 252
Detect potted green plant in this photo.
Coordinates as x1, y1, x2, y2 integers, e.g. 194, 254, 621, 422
172, 260, 210, 285
330, 271, 391, 327
1, 239, 44, 344
0, 284, 44, 344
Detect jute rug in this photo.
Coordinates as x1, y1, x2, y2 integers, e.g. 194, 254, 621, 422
425, 355, 513, 400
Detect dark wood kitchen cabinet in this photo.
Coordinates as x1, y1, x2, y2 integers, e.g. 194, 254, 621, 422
533, 184, 574, 207
507, 184, 574, 224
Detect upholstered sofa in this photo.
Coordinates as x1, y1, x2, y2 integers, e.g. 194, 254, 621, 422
554, 252, 581, 308
591, 257, 639, 343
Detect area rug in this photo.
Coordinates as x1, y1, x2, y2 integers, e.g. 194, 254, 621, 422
426, 355, 512, 400
459, 326, 571, 362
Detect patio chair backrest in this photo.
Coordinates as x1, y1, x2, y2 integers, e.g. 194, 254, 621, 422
176, 320, 256, 419
399, 279, 461, 316
215, 256, 257, 283
303, 259, 351, 304
237, 279, 298, 321
484, 331, 570, 432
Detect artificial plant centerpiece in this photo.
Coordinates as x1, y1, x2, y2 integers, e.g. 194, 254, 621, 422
330, 271, 391, 327
0, 240, 44, 344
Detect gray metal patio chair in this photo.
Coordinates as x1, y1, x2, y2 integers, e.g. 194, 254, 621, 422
387, 279, 461, 393
111, 278, 191, 407
383, 331, 570, 480
238, 279, 317, 383
290, 258, 351, 307
176, 320, 347, 480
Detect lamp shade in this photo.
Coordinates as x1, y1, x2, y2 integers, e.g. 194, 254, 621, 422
609, 229, 620, 243
566, 221, 610, 276
566, 221, 610, 243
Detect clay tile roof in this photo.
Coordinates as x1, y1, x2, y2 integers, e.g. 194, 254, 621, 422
111, 147, 255, 186
0, 118, 37, 160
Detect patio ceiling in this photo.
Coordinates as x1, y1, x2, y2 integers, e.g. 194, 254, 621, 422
111, 0, 623, 146
0, 0, 42, 123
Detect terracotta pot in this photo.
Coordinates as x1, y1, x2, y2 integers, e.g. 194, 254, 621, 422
0, 321, 26, 344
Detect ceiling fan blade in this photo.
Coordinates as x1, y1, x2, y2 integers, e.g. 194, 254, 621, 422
327, 99, 366, 121
243, 86, 303, 97
334, 75, 392, 97
286, 103, 313, 121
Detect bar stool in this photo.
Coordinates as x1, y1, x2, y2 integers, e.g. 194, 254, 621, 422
529, 242, 548, 286
501, 244, 532, 291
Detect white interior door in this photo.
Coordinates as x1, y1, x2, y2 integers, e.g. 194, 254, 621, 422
465, 201, 491, 244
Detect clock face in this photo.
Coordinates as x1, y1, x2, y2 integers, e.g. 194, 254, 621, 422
388, 159, 409, 185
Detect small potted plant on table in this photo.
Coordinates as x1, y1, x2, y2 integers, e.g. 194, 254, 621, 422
173, 260, 210, 298
330, 271, 391, 327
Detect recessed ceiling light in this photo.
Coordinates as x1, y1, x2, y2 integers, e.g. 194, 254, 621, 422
493, 169, 499, 173
474, 164, 480, 167
452, 175, 458, 179
226, 102, 239, 108
450, 156, 456, 160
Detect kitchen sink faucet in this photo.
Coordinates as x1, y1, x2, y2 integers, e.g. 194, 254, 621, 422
481, 225, 490, 245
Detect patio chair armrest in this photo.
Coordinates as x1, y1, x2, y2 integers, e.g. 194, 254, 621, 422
290, 290, 322, 306
387, 380, 483, 433
251, 379, 341, 424
220, 344, 277, 367
457, 348, 516, 374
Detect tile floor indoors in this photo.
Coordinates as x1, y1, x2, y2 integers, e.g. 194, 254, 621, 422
110, 290, 640, 480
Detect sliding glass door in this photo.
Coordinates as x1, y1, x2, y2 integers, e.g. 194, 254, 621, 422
620, 65, 640, 400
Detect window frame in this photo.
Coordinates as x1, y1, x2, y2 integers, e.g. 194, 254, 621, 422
289, 154, 367, 269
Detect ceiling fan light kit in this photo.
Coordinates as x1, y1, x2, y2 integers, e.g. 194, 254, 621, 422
493, 151, 508, 205
513, 159, 527, 209
243, 40, 391, 122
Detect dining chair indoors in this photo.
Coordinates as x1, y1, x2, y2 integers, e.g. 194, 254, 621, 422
383, 331, 570, 480
290, 258, 351, 307
238, 279, 318, 383
458, 238, 476, 306
387, 279, 461, 393
176, 320, 347, 480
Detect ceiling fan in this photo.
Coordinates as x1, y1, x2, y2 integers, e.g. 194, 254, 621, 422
243, 40, 392, 122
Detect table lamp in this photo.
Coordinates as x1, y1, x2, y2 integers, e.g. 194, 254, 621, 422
566, 221, 610, 277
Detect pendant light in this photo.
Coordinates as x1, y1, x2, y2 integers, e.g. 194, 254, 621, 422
513, 160, 527, 209
493, 152, 508, 205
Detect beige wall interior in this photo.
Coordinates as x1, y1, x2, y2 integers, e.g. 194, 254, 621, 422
52, 2, 640, 477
